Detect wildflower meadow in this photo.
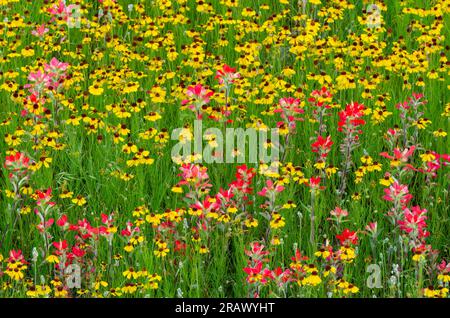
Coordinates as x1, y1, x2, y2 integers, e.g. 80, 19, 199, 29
0, 0, 449, 299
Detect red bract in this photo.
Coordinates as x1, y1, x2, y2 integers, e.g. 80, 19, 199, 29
274, 97, 304, 129
273, 267, 292, 284
338, 102, 366, 132
308, 86, 332, 108
422, 152, 450, 177
245, 242, 270, 259
56, 214, 69, 227
52, 240, 68, 251
311, 135, 333, 157
181, 84, 214, 118
174, 240, 187, 253
291, 249, 309, 262
383, 182, 413, 206
36, 218, 54, 232
4, 152, 30, 171
243, 261, 263, 281
184, 84, 213, 103
215, 64, 240, 85
8, 249, 25, 263
69, 219, 100, 239
231, 165, 255, 192
308, 177, 324, 190
70, 246, 86, 258
380, 146, 415, 163
120, 221, 138, 237
36, 188, 55, 207
398, 206, 429, 241
257, 179, 284, 197
336, 229, 358, 245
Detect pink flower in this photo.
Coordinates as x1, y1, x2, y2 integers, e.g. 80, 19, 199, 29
257, 179, 284, 197
329, 206, 348, 222
365, 222, 378, 238
44, 57, 69, 77
245, 242, 270, 259
178, 164, 211, 187
25, 70, 52, 93
383, 182, 413, 206
380, 146, 415, 163
398, 206, 429, 240
31, 24, 49, 37
48, 1, 78, 21
182, 84, 214, 118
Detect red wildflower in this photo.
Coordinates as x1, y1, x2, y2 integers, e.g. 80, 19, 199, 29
4, 152, 30, 172
311, 135, 333, 157
338, 102, 366, 132
336, 229, 358, 245
215, 64, 240, 85
52, 240, 68, 251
